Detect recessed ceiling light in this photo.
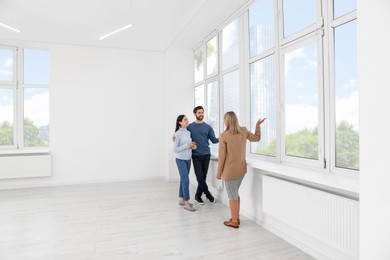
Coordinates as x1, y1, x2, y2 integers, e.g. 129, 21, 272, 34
99, 23, 133, 40
0, 22, 21, 33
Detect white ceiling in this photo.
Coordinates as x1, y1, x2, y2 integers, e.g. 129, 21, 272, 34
0, 0, 250, 51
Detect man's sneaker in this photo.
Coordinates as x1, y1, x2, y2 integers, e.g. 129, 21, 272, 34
184, 204, 196, 212
195, 197, 204, 205
207, 194, 215, 203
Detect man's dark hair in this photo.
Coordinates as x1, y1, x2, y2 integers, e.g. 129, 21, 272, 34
193, 106, 204, 114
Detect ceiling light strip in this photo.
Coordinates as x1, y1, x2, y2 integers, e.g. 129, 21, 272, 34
99, 23, 133, 40
0, 22, 21, 33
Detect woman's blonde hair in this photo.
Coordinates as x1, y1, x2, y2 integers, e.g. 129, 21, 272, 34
224, 111, 242, 135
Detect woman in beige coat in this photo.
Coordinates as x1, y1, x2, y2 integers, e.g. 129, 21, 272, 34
217, 111, 266, 228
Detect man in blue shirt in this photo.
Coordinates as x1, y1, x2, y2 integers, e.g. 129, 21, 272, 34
188, 106, 219, 205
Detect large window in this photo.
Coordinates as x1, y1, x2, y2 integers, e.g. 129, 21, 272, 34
222, 19, 239, 70
194, 0, 358, 174
250, 55, 277, 156
221, 18, 241, 121
283, 41, 319, 160
249, 0, 277, 157
194, 85, 205, 108
193, 34, 220, 134
194, 45, 204, 84
222, 70, 240, 118
0, 88, 14, 146
332, 6, 358, 171
334, 0, 357, 19
206, 36, 218, 76
249, 0, 275, 57
207, 80, 219, 136
0, 46, 49, 150
282, 0, 316, 38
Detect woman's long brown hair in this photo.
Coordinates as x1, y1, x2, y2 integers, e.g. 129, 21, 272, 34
224, 111, 241, 135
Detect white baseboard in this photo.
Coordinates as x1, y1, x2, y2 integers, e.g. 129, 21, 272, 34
0, 175, 164, 190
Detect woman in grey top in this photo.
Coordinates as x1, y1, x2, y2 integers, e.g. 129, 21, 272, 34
174, 115, 197, 212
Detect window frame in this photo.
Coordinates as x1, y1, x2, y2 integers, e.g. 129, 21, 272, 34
205, 77, 220, 153
244, 6, 280, 163
0, 45, 49, 153
205, 34, 219, 78
327, 1, 358, 174
279, 32, 325, 168
193, 0, 359, 176
0, 45, 18, 150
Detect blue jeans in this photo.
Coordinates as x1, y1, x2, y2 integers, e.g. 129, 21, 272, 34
176, 158, 191, 201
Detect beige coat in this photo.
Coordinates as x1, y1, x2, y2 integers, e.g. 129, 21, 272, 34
217, 125, 261, 180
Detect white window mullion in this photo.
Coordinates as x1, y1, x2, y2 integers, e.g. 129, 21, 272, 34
238, 14, 245, 124
17, 47, 23, 149
317, 27, 326, 169
322, 0, 332, 172
275, 0, 282, 164
242, 9, 251, 150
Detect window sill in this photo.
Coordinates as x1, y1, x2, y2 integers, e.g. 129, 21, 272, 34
0, 149, 50, 156
210, 153, 359, 200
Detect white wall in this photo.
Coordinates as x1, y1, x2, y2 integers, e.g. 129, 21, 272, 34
0, 44, 165, 189
163, 47, 194, 180
359, 0, 390, 259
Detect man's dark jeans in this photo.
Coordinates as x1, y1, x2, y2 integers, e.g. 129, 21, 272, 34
192, 154, 212, 199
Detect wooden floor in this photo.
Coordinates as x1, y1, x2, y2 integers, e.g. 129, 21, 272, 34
0, 179, 314, 260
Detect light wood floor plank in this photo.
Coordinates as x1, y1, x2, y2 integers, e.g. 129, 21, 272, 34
0, 179, 314, 259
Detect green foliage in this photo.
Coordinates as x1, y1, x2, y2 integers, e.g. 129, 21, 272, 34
285, 126, 318, 159
255, 139, 277, 156
24, 118, 46, 147
0, 118, 48, 147
254, 120, 359, 170
0, 121, 13, 145
194, 43, 216, 70
336, 121, 359, 170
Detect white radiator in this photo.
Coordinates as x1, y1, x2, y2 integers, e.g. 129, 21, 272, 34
207, 156, 223, 189
263, 175, 359, 258
0, 154, 52, 179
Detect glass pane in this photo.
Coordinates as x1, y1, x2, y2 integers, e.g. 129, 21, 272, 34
222, 19, 239, 70
207, 81, 219, 137
206, 36, 218, 76
250, 55, 277, 156
194, 85, 205, 107
194, 45, 204, 83
0, 89, 14, 146
334, 0, 356, 19
335, 20, 359, 170
24, 49, 49, 85
284, 43, 318, 159
249, 0, 275, 57
283, 0, 316, 37
0, 49, 13, 82
24, 88, 49, 147
223, 70, 240, 119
